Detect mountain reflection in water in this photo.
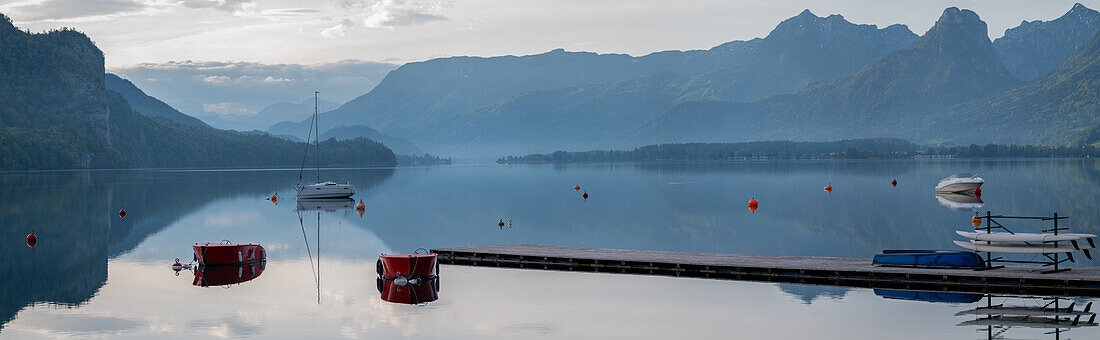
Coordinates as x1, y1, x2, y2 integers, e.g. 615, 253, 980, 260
3, 160, 1100, 338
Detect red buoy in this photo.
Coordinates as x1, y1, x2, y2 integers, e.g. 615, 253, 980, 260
118, 209, 127, 219
26, 233, 37, 248
974, 186, 982, 199
270, 195, 277, 203
748, 198, 759, 212
891, 179, 897, 187
582, 192, 589, 200
498, 220, 505, 227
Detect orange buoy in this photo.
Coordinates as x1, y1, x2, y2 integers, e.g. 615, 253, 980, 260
971, 215, 982, 227
508, 219, 512, 226
270, 194, 278, 203
582, 192, 589, 200
748, 198, 759, 212
498, 219, 505, 227
824, 185, 832, 193
26, 233, 37, 248
356, 200, 365, 209
574, 185, 581, 191
118, 209, 126, 219
891, 179, 897, 187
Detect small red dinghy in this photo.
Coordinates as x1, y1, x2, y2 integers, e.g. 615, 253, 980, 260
378, 277, 438, 304
193, 262, 266, 287
376, 250, 439, 304
193, 241, 265, 266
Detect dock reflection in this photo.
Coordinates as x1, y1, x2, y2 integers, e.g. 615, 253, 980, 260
876, 288, 1098, 339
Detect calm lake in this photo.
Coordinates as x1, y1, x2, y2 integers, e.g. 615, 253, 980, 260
3, 160, 1100, 339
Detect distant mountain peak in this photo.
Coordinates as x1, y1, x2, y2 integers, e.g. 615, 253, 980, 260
912, 7, 992, 51
994, 3, 1100, 80
935, 7, 983, 27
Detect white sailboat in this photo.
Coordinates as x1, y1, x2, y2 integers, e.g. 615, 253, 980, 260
296, 91, 355, 199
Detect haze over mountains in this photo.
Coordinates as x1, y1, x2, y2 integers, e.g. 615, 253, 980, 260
262, 4, 1100, 157
112, 60, 396, 131
5, 4, 1100, 168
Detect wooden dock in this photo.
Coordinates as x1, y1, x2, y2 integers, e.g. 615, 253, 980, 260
431, 244, 1100, 297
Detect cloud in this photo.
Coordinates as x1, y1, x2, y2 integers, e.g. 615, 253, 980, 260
321, 18, 355, 37
176, 0, 254, 14
201, 75, 232, 85
339, 0, 448, 29
202, 102, 254, 116
262, 76, 292, 83
1, 0, 146, 21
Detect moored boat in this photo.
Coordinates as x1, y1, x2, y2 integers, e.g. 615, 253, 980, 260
376, 251, 440, 304
193, 241, 266, 266
193, 261, 266, 287
935, 173, 984, 193
295, 91, 355, 199
378, 277, 439, 304
872, 250, 986, 269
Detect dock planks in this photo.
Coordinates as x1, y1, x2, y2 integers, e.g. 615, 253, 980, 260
431, 244, 1100, 297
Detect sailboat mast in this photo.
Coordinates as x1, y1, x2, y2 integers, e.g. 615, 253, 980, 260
314, 91, 320, 181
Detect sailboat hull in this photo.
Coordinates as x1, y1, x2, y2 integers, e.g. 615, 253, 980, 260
296, 184, 354, 198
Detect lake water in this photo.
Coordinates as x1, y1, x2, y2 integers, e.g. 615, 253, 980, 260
3, 160, 1100, 339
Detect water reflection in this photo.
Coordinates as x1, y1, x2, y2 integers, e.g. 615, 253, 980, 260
4, 161, 1100, 337
936, 192, 984, 212
960, 295, 1098, 339
295, 198, 355, 212
873, 288, 1100, 339
193, 262, 267, 287
875, 289, 983, 304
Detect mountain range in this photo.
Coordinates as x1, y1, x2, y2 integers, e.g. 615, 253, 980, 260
7, 4, 1100, 167
265, 4, 1100, 157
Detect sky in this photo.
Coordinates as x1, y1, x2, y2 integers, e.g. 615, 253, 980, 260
0, 0, 1096, 69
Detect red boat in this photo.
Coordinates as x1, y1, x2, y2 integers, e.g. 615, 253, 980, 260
378, 277, 438, 304
193, 262, 266, 287
376, 252, 439, 304
193, 241, 265, 266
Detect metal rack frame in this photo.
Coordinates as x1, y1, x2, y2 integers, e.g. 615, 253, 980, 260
973, 211, 1075, 274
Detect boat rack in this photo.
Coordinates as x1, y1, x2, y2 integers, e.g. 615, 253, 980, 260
973, 212, 1078, 274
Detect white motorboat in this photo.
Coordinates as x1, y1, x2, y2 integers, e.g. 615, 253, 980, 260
295, 91, 355, 199
935, 173, 983, 193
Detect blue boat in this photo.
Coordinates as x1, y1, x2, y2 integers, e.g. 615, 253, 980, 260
872, 250, 986, 269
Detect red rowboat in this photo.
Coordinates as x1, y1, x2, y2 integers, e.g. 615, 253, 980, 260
193, 241, 265, 265
378, 277, 438, 304
376, 252, 439, 304
378, 253, 437, 278
193, 262, 266, 287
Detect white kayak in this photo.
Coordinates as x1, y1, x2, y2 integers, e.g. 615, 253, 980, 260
957, 230, 1096, 246
953, 240, 1082, 254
